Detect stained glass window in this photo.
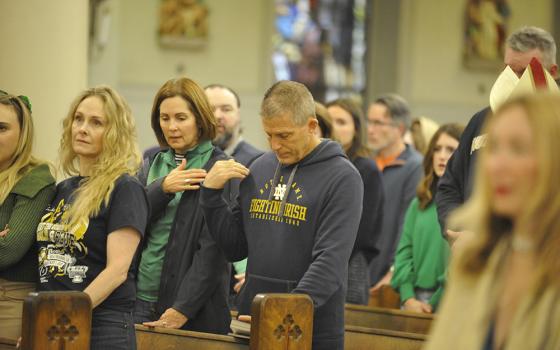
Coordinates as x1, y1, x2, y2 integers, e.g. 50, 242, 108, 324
272, 0, 370, 103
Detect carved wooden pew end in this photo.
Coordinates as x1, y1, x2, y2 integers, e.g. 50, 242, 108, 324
20, 291, 92, 350
249, 293, 313, 350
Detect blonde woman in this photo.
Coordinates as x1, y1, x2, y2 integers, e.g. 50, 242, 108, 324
425, 93, 560, 350
0, 91, 55, 341
36, 86, 148, 350
409, 116, 439, 155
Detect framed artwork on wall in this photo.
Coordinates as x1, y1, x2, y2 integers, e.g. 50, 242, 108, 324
463, 0, 511, 71
158, 0, 209, 49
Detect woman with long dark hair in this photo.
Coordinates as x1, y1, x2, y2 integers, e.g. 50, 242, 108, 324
391, 123, 464, 313
327, 98, 384, 305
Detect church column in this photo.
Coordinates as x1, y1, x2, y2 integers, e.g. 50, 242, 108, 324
0, 0, 89, 163
365, 0, 402, 103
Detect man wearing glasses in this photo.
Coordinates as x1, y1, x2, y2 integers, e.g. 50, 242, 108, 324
366, 94, 423, 292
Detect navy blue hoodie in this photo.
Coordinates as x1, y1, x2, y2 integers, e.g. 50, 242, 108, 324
200, 139, 363, 349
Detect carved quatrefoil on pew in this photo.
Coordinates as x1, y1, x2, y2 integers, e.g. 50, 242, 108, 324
273, 314, 303, 342
47, 314, 80, 349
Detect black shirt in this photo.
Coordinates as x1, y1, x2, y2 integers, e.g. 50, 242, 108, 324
436, 107, 490, 234
37, 174, 148, 311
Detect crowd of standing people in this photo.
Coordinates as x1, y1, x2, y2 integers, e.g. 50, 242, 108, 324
1, 25, 560, 350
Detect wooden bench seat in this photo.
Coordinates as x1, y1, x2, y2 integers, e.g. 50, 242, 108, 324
136, 325, 426, 350
345, 304, 433, 334
345, 325, 426, 350
136, 325, 248, 350
234, 304, 433, 335
0, 337, 17, 350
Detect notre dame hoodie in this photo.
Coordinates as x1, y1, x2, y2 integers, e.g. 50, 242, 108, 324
200, 139, 364, 350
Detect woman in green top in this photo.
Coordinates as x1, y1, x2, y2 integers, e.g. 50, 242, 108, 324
0, 91, 55, 340
391, 123, 463, 313
134, 77, 231, 334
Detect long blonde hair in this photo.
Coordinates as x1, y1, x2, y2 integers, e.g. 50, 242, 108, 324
451, 93, 560, 289
0, 94, 43, 203
59, 86, 141, 227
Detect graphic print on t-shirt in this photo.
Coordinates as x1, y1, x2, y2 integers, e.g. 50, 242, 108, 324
249, 175, 308, 227
36, 198, 90, 284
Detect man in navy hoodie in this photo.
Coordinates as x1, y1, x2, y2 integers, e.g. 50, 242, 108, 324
200, 80, 364, 349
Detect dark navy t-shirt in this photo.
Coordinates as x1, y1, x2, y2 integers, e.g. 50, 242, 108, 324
37, 174, 148, 312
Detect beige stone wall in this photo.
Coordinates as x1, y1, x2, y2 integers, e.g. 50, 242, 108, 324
0, 0, 88, 163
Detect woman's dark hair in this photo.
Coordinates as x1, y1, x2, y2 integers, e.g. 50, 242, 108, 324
151, 77, 216, 148
325, 98, 370, 160
417, 123, 464, 209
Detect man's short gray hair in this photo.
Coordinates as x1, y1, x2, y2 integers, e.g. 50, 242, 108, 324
261, 81, 315, 125
507, 26, 557, 68
373, 93, 411, 130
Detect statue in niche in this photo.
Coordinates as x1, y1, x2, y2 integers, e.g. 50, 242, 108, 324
158, 0, 208, 48
464, 0, 510, 70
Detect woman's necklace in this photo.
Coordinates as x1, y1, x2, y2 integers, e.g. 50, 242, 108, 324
511, 235, 535, 252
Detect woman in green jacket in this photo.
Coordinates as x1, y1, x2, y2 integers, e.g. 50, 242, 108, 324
0, 91, 55, 340
391, 123, 463, 313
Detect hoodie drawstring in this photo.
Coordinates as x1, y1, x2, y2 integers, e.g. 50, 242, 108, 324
267, 162, 299, 218
267, 162, 282, 202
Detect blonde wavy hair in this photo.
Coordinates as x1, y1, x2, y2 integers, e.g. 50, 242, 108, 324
451, 93, 560, 289
0, 94, 45, 203
59, 86, 141, 227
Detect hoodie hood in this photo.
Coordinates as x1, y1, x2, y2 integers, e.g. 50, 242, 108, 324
267, 140, 347, 217
295, 138, 348, 167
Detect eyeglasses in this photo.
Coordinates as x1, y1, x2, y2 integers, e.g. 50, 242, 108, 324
0, 89, 32, 113
368, 119, 397, 128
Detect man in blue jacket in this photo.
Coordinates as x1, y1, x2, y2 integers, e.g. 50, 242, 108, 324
200, 80, 364, 350
205, 84, 264, 304
205, 84, 263, 167
366, 94, 423, 289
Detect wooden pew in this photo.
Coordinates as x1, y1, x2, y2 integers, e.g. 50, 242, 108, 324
345, 325, 426, 350
345, 304, 433, 334
0, 337, 17, 350
249, 293, 313, 350
136, 326, 248, 350
138, 293, 427, 350
368, 285, 401, 309
136, 324, 426, 350
20, 291, 92, 350
234, 303, 433, 335
16, 291, 428, 350
137, 293, 313, 350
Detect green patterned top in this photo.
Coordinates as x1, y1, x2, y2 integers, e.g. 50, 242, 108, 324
0, 164, 55, 282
